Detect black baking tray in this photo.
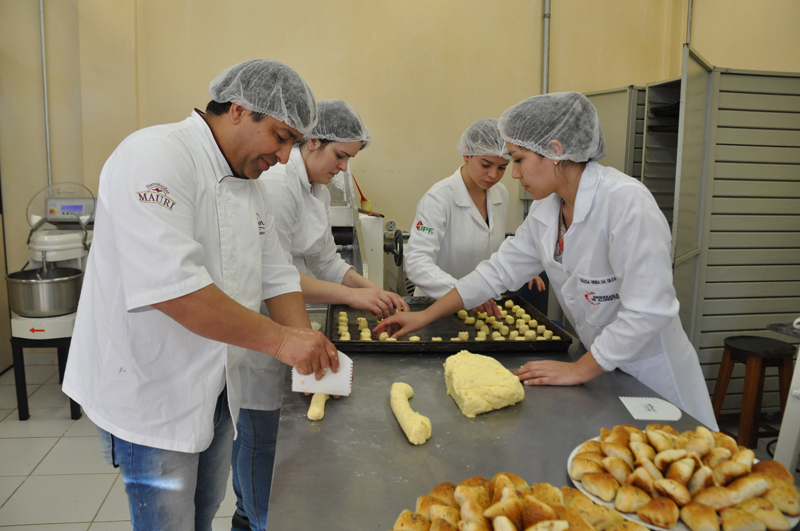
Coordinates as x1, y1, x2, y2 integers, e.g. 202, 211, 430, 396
326, 295, 572, 354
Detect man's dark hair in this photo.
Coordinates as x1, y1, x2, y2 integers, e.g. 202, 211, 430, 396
205, 100, 265, 122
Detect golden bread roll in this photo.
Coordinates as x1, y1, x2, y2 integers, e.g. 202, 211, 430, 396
459, 477, 494, 494
492, 471, 528, 491
482, 487, 522, 530
713, 432, 740, 454
752, 461, 794, 484
601, 442, 635, 469
429, 482, 458, 508
489, 515, 518, 531
728, 474, 769, 504
637, 497, 680, 529
666, 457, 697, 484
655, 449, 689, 471
714, 460, 751, 486
660, 425, 681, 436
630, 442, 656, 463
553, 505, 596, 531
577, 451, 607, 465
738, 497, 791, 531
571, 458, 607, 481
561, 485, 592, 508
581, 472, 620, 502
457, 521, 490, 531
393, 509, 431, 531
684, 437, 712, 459
695, 426, 717, 449
417, 495, 443, 520
491, 475, 516, 504
459, 500, 490, 527
655, 478, 693, 506
525, 521, 570, 531
570, 497, 625, 531
622, 425, 647, 441
603, 456, 633, 485
763, 480, 800, 516
523, 483, 564, 509
720, 507, 767, 531
429, 518, 457, 531
521, 495, 558, 528
605, 426, 631, 447
454, 485, 491, 510
688, 466, 716, 496
578, 439, 604, 454
638, 457, 665, 481
607, 521, 650, 531
627, 466, 657, 496
705, 447, 733, 469
732, 449, 756, 472
614, 485, 652, 513
693, 485, 741, 511
429, 505, 460, 526
680, 501, 721, 531
647, 429, 677, 452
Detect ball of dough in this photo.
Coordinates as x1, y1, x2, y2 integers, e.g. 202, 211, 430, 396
518, 324, 530, 335
474, 319, 484, 330
501, 310, 508, 318
458, 331, 469, 341
543, 330, 553, 339
491, 331, 501, 339
431, 337, 442, 342
480, 325, 490, 335
494, 336, 506, 341
500, 326, 509, 336
515, 308, 525, 318
338, 326, 348, 334
450, 337, 461, 342
514, 336, 526, 341
509, 330, 519, 340
409, 336, 420, 342
485, 316, 496, 325
512, 305, 520, 313
457, 309, 468, 319
477, 312, 488, 320
505, 315, 515, 325
522, 314, 531, 323
552, 335, 561, 341
338, 311, 347, 318
504, 300, 514, 308
537, 325, 546, 334
386, 337, 397, 342
493, 321, 503, 330
379, 331, 389, 341
536, 336, 546, 341
340, 333, 350, 341
529, 319, 538, 328
476, 331, 486, 339
464, 316, 475, 325
475, 336, 486, 341
524, 330, 537, 340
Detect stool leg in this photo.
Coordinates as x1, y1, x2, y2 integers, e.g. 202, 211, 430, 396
740, 357, 763, 448
712, 348, 736, 420
778, 357, 794, 420
11, 343, 29, 421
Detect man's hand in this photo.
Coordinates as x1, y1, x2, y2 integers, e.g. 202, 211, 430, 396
373, 310, 431, 339
274, 327, 340, 380
345, 287, 410, 318
470, 298, 502, 319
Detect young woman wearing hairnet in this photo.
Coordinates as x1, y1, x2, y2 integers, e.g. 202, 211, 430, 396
376, 92, 717, 430
231, 99, 407, 531
405, 119, 544, 309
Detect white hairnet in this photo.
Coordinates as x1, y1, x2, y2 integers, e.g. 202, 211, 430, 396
499, 92, 605, 162
456, 118, 510, 160
209, 59, 318, 136
310, 100, 371, 150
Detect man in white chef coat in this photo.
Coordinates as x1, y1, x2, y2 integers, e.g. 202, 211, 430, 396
63, 59, 338, 531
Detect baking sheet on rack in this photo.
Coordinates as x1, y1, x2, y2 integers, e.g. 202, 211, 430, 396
328, 295, 572, 354
566, 437, 800, 531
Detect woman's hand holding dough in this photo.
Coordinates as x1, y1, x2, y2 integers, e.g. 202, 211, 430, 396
390, 382, 431, 445
307, 393, 329, 420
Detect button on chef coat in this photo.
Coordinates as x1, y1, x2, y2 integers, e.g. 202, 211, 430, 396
237, 145, 353, 411
63, 111, 301, 453
405, 168, 508, 299
455, 162, 718, 429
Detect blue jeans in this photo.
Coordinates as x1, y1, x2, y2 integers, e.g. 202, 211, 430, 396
231, 408, 280, 531
98, 389, 234, 531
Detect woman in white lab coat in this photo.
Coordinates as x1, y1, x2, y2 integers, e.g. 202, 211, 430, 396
231, 100, 407, 531
405, 119, 511, 299
376, 93, 718, 430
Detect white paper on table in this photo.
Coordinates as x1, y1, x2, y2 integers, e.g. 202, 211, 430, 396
619, 396, 682, 421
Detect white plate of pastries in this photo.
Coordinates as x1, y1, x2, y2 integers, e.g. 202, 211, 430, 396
390, 472, 660, 531
567, 424, 800, 531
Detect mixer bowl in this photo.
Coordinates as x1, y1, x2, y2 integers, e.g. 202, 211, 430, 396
6, 268, 84, 317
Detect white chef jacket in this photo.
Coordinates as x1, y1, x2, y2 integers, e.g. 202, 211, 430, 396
237, 145, 352, 411
405, 168, 509, 299
63, 110, 301, 453
456, 162, 718, 430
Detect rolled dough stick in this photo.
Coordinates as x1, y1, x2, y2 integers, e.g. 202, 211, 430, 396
390, 382, 431, 445
307, 393, 329, 420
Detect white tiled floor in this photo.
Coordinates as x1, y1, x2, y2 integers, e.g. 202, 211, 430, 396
0, 353, 237, 530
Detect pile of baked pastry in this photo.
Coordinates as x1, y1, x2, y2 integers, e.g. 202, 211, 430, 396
570, 423, 799, 530
390, 472, 642, 531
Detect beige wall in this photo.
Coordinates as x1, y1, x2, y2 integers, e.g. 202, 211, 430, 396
2, 0, 800, 291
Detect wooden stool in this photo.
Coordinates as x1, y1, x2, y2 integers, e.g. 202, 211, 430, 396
711, 335, 795, 448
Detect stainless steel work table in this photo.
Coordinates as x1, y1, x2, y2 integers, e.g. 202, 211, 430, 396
267, 349, 702, 530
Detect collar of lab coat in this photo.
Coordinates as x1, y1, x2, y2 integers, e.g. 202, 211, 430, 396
450, 168, 503, 228
189, 110, 237, 183
288, 145, 315, 194
531, 161, 602, 228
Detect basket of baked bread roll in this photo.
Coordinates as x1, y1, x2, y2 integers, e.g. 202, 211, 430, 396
568, 424, 799, 531
389, 472, 652, 531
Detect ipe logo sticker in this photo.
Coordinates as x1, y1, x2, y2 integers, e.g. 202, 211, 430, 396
416, 220, 434, 234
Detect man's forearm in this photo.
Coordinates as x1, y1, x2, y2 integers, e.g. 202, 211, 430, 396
265, 291, 311, 329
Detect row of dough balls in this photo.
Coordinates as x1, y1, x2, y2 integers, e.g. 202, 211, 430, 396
456, 302, 561, 342
570, 423, 800, 531
391, 472, 648, 531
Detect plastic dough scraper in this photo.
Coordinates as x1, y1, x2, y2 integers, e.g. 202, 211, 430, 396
291, 351, 352, 396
